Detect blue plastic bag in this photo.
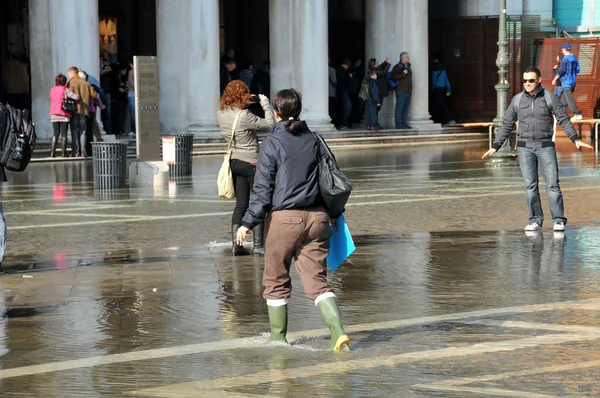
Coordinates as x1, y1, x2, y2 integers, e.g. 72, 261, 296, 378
327, 215, 355, 272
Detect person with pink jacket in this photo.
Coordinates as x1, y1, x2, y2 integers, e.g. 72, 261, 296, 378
49, 74, 79, 157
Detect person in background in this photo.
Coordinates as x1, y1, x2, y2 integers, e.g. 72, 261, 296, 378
335, 58, 352, 130
100, 62, 113, 133
127, 61, 136, 137
220, 59, 237, 95
552, 53, 563, 99
49, 74, 79, 157
367, 57, 391, 129
328, 58, 337, 125
391, 52, 413, 129
552, 43, 582, 121
236, 88, 350, 351
217, 80, 276, 256
250, 61, 271, 98
431, 52, 456, 125
238, 61, 255, 90
365, 70, 380, 131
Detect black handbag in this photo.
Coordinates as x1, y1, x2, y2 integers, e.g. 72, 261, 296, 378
313, 132, 352, 219
61, 90, 77, 113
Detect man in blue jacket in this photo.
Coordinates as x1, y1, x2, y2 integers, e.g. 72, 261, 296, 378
551, 43, 582, 121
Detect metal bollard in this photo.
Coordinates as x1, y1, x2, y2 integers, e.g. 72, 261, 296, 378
161, 133, 194, 176
92, 142, 128, 189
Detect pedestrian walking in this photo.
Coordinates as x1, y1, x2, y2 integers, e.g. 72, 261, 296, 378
66, 66, 97, 157
236, 88, 350, 351
49, 74, 79, 158
365, 70, 380, 131
217, 80, 276, 256
552, 43, 582, 121
482, 66, 593, 232
390, 52, 413, 129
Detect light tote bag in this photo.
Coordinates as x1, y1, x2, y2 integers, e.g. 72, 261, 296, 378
217, 111, 241, 199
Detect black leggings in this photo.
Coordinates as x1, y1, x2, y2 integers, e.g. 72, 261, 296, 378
230, 159, 256, 226
52, 122, 69, 139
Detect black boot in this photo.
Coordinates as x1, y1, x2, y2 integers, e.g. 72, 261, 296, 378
50, 137, 58, 158
61, 137, 68, 158
232, 224, 250, 256
253, 222, 265, 256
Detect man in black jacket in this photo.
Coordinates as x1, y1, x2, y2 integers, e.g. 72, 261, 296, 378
335, 59, 352, 130
482, 66, 592, 232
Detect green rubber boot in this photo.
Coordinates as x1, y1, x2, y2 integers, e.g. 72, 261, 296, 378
316, 295, 350, 350
267, 305, 288, 345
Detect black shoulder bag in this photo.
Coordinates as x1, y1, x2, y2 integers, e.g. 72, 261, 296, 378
313, 132, 352, 219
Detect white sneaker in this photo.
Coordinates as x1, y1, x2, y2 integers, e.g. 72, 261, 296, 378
128, 131, 136, 137
570, 114, 583, 122
553, 222, 565, 232
448, 120, 457, 124
524, 222, 541, 231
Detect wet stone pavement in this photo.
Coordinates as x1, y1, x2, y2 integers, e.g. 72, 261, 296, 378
0, 138, 599, 396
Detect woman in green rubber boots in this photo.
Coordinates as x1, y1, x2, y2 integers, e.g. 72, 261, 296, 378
236, 89, 350, 351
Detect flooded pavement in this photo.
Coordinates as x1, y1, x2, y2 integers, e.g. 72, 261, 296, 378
0, 138, 599, 396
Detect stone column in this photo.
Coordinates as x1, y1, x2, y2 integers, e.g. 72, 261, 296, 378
30, 0, 99, 139
365, 0, 404, 129
157, 0, 220, 137
402, 0, 433, 127
269, 0, 332, 132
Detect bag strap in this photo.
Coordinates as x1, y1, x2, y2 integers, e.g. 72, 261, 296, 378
227, 111, 242, 154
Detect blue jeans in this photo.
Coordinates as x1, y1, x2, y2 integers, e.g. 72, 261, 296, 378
365, 101, 377, 128
128, 92, 136, 133
70, 114, 88, 157
518, 146, 566, 226
395, 91, 412, 128
0, 184, 6, 265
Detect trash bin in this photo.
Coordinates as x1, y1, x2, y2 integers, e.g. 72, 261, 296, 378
92, 142, 128, 189
162, 133, 193, 176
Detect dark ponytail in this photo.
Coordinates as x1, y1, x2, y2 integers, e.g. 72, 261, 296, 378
273, 89, 304, 135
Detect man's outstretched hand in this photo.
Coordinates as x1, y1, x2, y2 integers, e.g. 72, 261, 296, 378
482, 148, 497, 159
575, 140, 593, 150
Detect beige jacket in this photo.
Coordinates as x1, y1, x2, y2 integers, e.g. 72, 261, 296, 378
67, 76, 97, 117
217, 97, 276, 164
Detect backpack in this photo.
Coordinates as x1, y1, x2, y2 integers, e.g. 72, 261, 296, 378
387, 63, 401, 90
358, 79, 369, 101
0, 103, 37, 172
513, 89, 555, 115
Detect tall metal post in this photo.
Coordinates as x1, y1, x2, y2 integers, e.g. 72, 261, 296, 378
487, 0, 518, 166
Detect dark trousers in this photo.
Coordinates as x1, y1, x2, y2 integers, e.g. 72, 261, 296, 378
110, 101, 123, 134
101, 93, 111, 133
263, 209, 332, 300
365, 101, 377, 128
70, 114, 88, 157
432, 88, 453, 123
561, 86, 581, 115
84, 111, 96, 156
231, 159, 256, 226
338, 92, 352, 127
329, 96, 337, 124
52, 122, 69, 139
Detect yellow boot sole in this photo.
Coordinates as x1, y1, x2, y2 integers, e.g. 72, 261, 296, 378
333, 334, 350, 351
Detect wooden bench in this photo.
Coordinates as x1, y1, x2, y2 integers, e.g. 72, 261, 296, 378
449, 122, 494, 147
552, 118, 599, 157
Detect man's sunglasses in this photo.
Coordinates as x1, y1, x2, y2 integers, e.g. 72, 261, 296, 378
522, 79, 538, 84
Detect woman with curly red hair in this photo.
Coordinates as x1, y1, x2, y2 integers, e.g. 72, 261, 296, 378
217, 80, 275, 256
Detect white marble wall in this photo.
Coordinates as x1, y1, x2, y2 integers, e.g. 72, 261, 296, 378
157, 0, 220, 137
269, 0, 332, 131
29, 0, 99, 139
